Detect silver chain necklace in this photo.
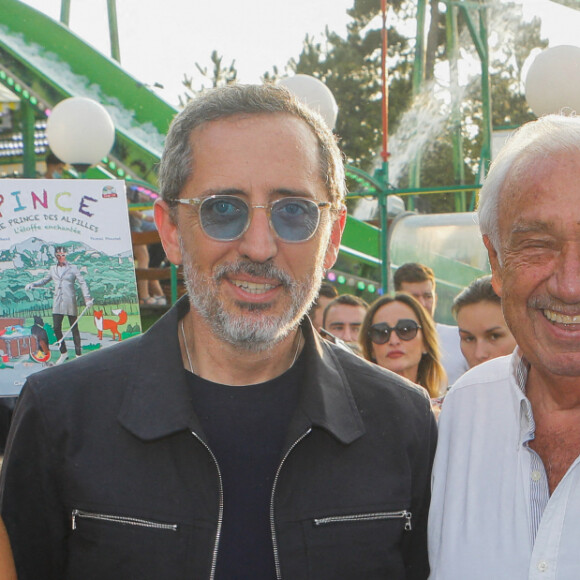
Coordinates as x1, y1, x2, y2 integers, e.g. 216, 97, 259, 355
179, 319, 303, 375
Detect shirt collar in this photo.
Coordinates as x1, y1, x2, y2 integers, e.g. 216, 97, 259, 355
511, 346, 530, 395
118, 296, 365, 445
510, 347, 535, 443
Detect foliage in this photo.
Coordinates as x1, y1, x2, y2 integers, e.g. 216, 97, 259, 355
289, 0, 416, 173
551, 0, 580, 8
390, 1, 547, 213
177, 0, 550, 215
179, 50, 238, 106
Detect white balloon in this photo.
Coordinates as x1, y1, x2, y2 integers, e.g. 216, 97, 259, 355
279, 74, 338, 129
525, 45, 580, 117
46, 97, 115, 165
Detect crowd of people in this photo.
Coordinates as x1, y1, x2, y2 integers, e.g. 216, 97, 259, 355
311, 266, 515, 420
309, 264, 512, 406
1, 84, 579, 579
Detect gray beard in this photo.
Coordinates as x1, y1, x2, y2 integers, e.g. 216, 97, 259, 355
181, 245, 323, 352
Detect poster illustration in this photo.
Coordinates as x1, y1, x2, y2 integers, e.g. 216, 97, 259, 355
0, 179, 141, 396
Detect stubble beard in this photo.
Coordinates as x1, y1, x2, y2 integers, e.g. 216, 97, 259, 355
180, 240, 324, 352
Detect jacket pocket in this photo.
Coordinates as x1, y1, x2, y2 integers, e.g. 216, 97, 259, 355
71, 509, 178, 532
313, 509, 412, 530
302, 508, 412, 580
67, 508, 212, 580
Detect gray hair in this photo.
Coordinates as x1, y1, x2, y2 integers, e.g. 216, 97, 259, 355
478, 114, 580, 253
158, 84, 346, 212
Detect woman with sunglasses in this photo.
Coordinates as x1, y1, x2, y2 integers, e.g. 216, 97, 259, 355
359, 293, 446, 399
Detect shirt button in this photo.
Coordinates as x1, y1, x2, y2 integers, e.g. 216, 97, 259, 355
537, 560, 548, 572
531, 470, 542, 482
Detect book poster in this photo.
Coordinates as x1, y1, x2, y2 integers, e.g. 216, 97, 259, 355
0, 179, 141, 396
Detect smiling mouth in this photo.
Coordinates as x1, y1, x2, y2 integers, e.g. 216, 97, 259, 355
544, 309, 580, 325
231, 280, 278, 295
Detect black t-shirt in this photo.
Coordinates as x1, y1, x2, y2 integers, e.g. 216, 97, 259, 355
186, 353, 303, 580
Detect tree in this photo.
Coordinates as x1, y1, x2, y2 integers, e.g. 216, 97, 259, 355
179, 50, 238, 106
552, 0, 580, 8
177, 0, 547, 216
405, 2, 546, 213
290, 0, 416, 173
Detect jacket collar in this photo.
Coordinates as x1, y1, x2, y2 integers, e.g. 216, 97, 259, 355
119, 296, 365, 445
291, 321, 365, 445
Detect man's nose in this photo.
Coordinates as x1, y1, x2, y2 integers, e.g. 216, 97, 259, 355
343, 326, 360, 343
237, 207, 278, 263
548, 241, 580, 304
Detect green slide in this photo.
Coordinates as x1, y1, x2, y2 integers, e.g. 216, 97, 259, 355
0, 0, 176, 186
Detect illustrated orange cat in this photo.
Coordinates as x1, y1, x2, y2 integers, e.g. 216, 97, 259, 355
93, 309, 128, 341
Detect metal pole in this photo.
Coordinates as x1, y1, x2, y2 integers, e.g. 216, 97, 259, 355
412, 0, 426, 93
479, 2, 492, 181
21, 100, 36, 178
107, 0, 121, 63
378, 0, 391, 294
408, 0, 428, 203
381, 0, 389, 165
446, 2, 466, 212
60, 0, 71, 25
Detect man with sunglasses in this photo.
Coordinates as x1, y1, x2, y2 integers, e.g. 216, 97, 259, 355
2, 84, 436, 580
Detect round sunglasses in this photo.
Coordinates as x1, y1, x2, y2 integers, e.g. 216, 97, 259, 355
368, 319, 421, 345
172, 195, 334, 243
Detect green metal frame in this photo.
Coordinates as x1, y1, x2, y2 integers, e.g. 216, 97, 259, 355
411, 0, 492, 186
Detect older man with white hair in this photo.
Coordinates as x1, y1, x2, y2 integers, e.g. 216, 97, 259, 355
428, 114, 580, 579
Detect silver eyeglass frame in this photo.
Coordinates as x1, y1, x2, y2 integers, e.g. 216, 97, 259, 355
171, 194, 335, 242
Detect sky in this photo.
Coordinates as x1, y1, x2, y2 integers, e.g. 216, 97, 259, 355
15, 0, 580, 107
18, 0, 354, 106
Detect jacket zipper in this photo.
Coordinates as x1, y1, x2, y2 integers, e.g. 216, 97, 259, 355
191, 431, 224, 580
270, 428, 312, 580
71, 509, 178, 531
314, 509, 412, 531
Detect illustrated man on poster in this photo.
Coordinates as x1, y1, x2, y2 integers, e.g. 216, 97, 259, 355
25, 246, 93, 364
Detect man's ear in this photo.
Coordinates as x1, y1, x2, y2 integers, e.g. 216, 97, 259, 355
323, 206, 347, 270
483, 234, 503, 297
154, 200, 183, 266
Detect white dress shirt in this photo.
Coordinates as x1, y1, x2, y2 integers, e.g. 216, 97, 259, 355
429, 349, 580, 580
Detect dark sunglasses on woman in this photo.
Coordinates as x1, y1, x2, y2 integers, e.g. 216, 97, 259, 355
368, 319, 421, 345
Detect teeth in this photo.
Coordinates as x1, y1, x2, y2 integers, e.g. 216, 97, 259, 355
232, 280, 276, 294
544, 309, 580, 324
